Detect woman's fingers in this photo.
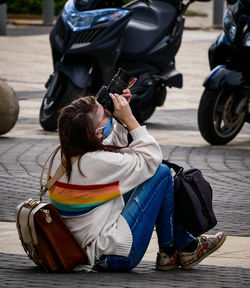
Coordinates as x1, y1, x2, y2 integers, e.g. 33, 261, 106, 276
119, 78, 136, 103
114, 93, 127, 106
109, 93, 125, 110
122, 89, 132, 102
122, 88, 131, 96
110, 93, 132, 121
109, 92, 118, 105
128, 78, 137, 89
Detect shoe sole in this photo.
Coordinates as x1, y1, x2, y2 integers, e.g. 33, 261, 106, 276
181, 232, 227, 270
155, 263, 179, 271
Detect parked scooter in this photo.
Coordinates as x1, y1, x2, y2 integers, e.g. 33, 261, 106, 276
198, 0, 250, 145
40, 0, 210, 131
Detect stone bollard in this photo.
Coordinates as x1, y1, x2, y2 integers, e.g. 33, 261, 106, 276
0, 80, 19, 135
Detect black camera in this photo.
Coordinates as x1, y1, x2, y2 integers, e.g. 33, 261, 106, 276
96, 68, 134, 113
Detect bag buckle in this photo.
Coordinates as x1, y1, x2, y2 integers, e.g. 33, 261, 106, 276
39, 185, 48, 202
174, 167, 184, 178
24, 199, 39, 209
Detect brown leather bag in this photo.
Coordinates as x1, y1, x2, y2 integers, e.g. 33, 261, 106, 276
15, 147, 87, 272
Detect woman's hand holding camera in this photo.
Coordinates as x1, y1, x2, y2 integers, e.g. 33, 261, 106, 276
109, 78, 139, 131
121, 78, 137, 103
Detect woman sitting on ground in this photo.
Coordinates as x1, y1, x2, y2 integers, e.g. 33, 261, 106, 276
48, 80, 226, 271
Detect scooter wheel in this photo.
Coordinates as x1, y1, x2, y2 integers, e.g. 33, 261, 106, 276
198, 87, 247, 145
130, 85, 165, 123
131, 102, 155, 124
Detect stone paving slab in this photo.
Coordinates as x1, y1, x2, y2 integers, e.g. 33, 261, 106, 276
0, 253, 249, 288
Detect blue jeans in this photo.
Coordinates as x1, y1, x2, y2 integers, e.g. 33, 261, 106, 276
101, 164, 195, 271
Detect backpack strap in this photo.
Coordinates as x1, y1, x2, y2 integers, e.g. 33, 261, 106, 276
39, 146, 78, 201
162, 159, 184, 177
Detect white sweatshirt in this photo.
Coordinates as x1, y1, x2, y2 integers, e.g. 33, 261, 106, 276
49, 123, 162, 266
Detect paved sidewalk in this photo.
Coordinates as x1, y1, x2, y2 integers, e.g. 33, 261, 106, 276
1, 221, 250, 268
1, 4, 250, 288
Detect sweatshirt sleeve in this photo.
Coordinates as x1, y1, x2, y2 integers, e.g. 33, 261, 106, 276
102, 121, 129, 147
81, 125, 163, 194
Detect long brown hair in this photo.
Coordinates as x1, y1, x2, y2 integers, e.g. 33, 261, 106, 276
58, 96, 117, 181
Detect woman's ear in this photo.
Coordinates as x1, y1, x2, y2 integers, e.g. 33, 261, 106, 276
95, 129, 103, 140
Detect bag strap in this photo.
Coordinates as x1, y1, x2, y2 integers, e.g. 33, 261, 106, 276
162, 159, 184, 177
39, 146, 78, 201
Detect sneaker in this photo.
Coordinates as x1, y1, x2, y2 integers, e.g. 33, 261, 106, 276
155, 251, 179, 271
179, 231, 227, 270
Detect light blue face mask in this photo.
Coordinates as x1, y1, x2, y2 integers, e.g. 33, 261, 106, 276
102, 117, 113, 138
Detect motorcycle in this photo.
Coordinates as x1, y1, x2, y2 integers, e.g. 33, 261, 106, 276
40, 0, 210, 131
198, 0, 250, 145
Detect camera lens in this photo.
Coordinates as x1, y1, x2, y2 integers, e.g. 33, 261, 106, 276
108, 68, 133, 95
96, 68, 134, 113
116, 68, 133, 85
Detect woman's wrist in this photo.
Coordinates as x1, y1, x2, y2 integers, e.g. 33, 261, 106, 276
123, 116, 140, 131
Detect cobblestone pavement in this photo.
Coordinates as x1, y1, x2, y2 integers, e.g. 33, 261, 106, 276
1, 253, 250, 288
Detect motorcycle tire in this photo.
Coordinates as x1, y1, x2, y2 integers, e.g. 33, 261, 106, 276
0, 80, 19, 135
39, 73, 83, 131
131, 103, 155, 124
130, 85, 165, 123
198, 87, 247, 145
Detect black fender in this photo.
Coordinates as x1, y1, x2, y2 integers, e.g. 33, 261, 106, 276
203, 65, 244, 90
56, 59, 92, 89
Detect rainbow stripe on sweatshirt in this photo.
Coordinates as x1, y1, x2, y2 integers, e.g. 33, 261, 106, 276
48, 180, 121, 216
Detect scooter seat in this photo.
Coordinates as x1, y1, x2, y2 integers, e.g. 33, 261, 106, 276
121, 1, 178, 57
